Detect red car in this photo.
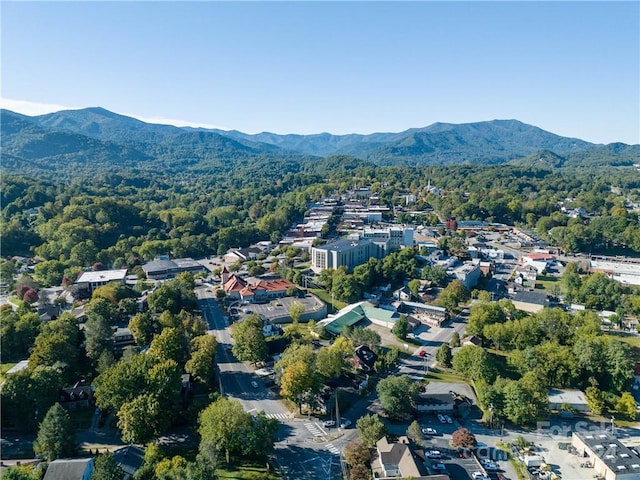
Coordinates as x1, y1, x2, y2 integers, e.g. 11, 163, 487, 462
419, 350, 428, 357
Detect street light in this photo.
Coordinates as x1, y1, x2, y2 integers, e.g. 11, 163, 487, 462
611, 416, 615, 435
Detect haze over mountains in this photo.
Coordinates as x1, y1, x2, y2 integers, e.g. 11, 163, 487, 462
1, 107, 638, 175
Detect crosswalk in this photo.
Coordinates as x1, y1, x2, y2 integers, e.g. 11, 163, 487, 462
326, 443, 340, 455
304, 422, 324, 436
265, 412, 292, 421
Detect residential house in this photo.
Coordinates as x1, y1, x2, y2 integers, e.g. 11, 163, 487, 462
392, 286, 412, 301
514, 265, 538, 287
223, 247, 261, 265
59, 379, 93, 410
371, 436, 439, 480
354, 345, 378, 372
461, 335, 483, 347
43, 458, 94, 480
111, 445, 145, 480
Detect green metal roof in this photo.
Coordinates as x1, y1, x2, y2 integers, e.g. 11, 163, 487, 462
361, 304, 398, 324
325, 308, 365, 335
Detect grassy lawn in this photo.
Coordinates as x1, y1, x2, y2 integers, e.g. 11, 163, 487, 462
424, 367, 469, 384
604, 332, 640, 361
308, 288, 346, 313
534, 274, 560, 292
216, 465, 280, 480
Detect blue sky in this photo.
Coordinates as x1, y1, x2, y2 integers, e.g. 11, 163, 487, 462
2, 1, 638, 144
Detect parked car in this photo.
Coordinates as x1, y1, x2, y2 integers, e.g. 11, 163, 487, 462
419, 349, 429, 357
250, 380, 258, 388
444, 414, 453, 424
323, 420, 336, 428
437, 414, 447, 424
426, 450, 442, 459
472, 473, 490, 480
431, 462, 446, 471
340, 419, 352, 429
422, 427, 438, 436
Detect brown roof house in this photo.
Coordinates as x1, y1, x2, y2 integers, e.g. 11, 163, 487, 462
371, 436, 445, 480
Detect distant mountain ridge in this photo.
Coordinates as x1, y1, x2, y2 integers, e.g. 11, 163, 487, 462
1, 107, 638, 175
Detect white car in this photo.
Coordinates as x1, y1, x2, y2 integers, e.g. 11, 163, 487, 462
421, 427, 438, 436
340, 419, 352, 429
444, 415, 453, 424
472, 472, 490, 480
323, 420, 336, 428
437, 414, 447, 424
426, 450, 442, 459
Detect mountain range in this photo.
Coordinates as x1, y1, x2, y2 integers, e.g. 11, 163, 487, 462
1, 107, 638, 176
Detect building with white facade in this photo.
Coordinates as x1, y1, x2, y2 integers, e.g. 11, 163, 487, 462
311, 238, 383, 273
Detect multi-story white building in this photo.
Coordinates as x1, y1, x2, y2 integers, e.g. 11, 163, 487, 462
362, 227, 414, 252
311, 238, 383, 273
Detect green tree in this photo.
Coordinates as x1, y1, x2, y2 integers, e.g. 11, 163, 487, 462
616, 392, 637, 420
84, 313, 114, 361
437, 280, 470, 312
128, 312, 159, 346
199, 397, 252, 464
585, 386, 605, 415
91, 452, 126, 480
185, 335, 217, 385
406, 420, 424, 444
391, 315, 409, 340
33, 403, 75, 461
345, 326, 381, 349
452, 345, 497, 383
148, 327, 188, 365
289, 301, 305, 323
280, 360, 316, 413
376, 375, 419, 420
450, 331, 461, 347
356, 414, 386, 448
436, 343, 452, 367
231, 314, 267, 365
421, 265, 448, 286
407, 279, 421, 299
117, 393, 167, 444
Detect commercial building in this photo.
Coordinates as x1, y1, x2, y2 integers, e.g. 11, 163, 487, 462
141, 258, 204, 280
75, 269, 127, 292
311, 238, 383, 273
571, 432, 640, 480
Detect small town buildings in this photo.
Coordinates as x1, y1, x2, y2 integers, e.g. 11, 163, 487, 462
111, 445, 145, 479
59, 379, 93, 410
371, 436, 442, 480
223, 247, 262, 264
511, 290, 549, 313
513, 265, 538, 287
397, 301, 448, 327
452, 263, 481, 290
589, 257, 640, 286
354, 345, 378, 372
311, 238, 383, 273
43, 458, 94, 480
571, 432, 640, 480
220, 274, 297, 304
141, 258, 204, 280
75, 269, 127, 292
548, 388, 589, 412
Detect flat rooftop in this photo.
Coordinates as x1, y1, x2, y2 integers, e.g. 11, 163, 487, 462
574, 432, 640, 474
76, 269, 127, 283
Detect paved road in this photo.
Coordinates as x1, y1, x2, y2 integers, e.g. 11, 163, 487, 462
196, 287, 344, 479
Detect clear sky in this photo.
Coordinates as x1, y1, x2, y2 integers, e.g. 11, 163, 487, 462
2, 1, 639, 144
